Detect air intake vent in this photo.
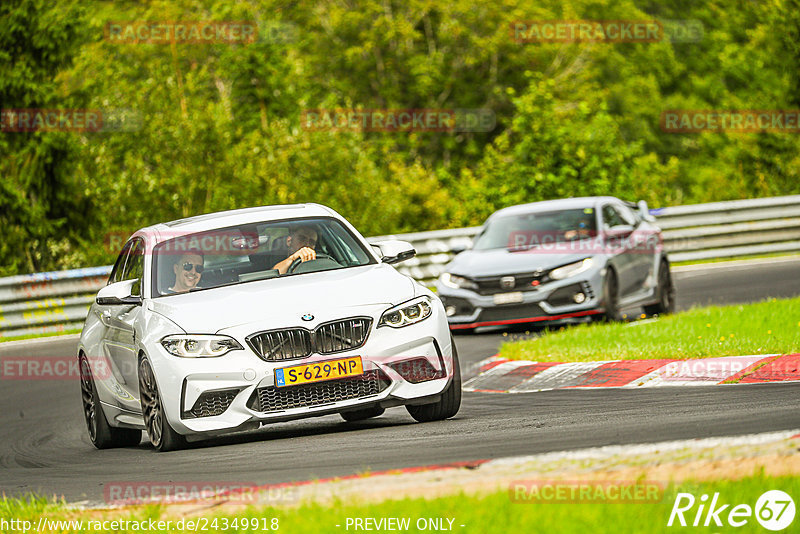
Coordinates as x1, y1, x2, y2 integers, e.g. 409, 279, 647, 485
184, 388, 239, 418
389, 358, 445, 383
247, 369, 391, 412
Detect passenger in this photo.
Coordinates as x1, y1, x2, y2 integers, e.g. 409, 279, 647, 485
168, 250, 204, 293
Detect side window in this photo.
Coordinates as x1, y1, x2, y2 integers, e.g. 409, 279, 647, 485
602, 205, 626, 229
120, 239, 145, 296
108, 240, 133, 285
614, 204, 638, 226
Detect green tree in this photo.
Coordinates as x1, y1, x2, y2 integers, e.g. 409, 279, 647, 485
0, 0, 93, 274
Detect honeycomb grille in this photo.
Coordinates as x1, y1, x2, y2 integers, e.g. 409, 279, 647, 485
388, 358, 445, 384
249, 370, 391, 412
189, 389, 239, 418
247, 317, 372, 362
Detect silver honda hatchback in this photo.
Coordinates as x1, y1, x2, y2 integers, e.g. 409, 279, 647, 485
436, 197, 675, 332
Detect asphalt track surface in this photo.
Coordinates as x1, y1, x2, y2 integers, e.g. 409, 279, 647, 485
1, 258, 799, 503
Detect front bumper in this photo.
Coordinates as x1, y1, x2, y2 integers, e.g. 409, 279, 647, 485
148, 305, 454, 436
438, 274, 604, 330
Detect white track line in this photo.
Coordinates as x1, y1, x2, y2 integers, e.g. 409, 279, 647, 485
486, 428, 800, 467
671, 255, 800, 275
509, 361, 609, 393
463, 360, 532, 391
0, 333, 81, 348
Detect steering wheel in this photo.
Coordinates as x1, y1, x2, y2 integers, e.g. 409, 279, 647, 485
286, 252, 336, 274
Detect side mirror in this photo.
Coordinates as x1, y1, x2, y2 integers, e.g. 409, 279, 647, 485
97, 279, 142, 306
372, 240, 416, 265
637, 200, 656, 222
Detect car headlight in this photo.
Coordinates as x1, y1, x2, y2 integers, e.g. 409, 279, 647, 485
549, 258, 594, 280
439, 272, 478, 290
160, 335, 243, 357
379, 297, 433, 328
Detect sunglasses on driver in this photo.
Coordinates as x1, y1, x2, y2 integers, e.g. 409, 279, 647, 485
182, 262, 204, 273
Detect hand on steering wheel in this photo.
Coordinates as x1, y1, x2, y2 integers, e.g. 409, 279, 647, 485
286, 249, 334, 274
287, 256, 303, 273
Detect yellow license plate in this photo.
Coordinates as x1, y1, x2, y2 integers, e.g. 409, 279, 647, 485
274, 356, 363, 388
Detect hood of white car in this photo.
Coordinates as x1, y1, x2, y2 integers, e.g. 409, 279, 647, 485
147, 263, 416, 333
446, 247, 593, 278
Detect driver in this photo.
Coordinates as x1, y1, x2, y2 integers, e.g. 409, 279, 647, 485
272, 225, 318, 274
564, 215, 594, 240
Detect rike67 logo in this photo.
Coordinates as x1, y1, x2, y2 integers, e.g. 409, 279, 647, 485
668, 490, 795, 531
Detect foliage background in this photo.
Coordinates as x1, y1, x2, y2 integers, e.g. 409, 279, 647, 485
2, 0, 800, 275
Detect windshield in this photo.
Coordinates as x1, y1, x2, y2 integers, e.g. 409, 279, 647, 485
472, 208, 598, 251
152, 217, 375, 296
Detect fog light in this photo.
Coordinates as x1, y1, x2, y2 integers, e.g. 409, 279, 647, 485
445, 305, 457, 317
573, 292, 586, 304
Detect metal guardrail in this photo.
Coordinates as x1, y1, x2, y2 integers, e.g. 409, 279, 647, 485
0, 267, 111, 338
2, 195, 799, 338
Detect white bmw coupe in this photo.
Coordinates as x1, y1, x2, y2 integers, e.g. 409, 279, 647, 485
78, 204, 460, 451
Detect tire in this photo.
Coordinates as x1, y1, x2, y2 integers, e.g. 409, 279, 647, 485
451, 327, 475, 335
406, 340, 462, 422
79, 354, 141, 449
138, 356, 186, 452
340, 406, 385, 422
601, 269, 623, 322
644, 260, 675, 316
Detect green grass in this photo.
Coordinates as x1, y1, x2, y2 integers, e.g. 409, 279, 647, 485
499, 297, 800, 362
1, 473, 797, 533
0, 328, 82, 343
